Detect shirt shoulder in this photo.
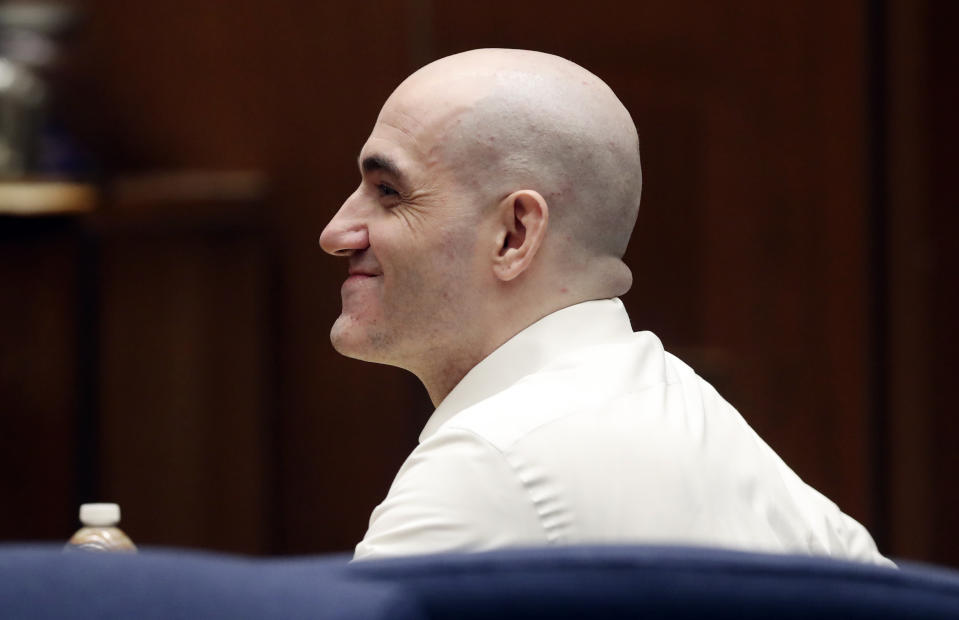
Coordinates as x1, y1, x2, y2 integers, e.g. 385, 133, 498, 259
438, 331, 685, 451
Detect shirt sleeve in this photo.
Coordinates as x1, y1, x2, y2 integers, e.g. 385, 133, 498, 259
838, 511, 898, 568
353, 427, 548, 560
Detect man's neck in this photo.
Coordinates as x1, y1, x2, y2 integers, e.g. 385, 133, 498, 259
414, 295, 581, 406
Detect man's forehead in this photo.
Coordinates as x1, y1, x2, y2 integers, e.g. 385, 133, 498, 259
358, 93, 473, 180
358, 122, 428, 179
379, 70, 489, 136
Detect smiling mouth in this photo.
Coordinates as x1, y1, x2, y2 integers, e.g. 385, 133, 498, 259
347, 257, 382, 279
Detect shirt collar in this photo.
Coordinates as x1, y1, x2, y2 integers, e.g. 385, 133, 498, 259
419, 297, 634, 442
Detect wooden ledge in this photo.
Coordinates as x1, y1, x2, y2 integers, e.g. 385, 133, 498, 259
0, 181, 97, 216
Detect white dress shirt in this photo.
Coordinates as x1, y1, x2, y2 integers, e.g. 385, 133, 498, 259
354, 298, 892, 566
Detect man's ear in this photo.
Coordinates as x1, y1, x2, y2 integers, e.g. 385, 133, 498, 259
492, 190, 549, 282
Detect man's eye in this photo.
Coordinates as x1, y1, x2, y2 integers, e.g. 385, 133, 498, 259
377, 184, 399, 198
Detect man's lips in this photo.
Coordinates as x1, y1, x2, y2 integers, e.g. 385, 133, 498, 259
345, 268, 382, 283
345, 258, 382, 286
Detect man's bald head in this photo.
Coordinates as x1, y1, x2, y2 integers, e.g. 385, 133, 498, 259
322, 49, 643, 403
387, 49, 642, 263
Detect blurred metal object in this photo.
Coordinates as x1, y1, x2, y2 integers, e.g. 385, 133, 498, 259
0, 1, 77, 178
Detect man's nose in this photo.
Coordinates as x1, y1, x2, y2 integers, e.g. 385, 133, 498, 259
319, 192, 370, 256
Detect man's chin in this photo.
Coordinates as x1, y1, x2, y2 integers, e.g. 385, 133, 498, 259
330, 315, 386, 362
330, 326, 363, 360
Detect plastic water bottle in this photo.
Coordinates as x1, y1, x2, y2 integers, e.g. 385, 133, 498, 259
64, 503, 137, 553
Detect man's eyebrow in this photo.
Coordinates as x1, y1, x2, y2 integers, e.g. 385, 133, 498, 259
361, 155, 408, 186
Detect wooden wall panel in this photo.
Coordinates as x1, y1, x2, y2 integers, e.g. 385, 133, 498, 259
927, 0, 959, 568
885, 0, 959, 567
97, 232, 271, 553
0, 224, 81, 540
884, 0, 935, 564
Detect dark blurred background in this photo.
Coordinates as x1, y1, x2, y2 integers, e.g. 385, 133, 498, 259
0, 0, 956, 566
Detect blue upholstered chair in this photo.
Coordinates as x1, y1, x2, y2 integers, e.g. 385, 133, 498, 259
3, 544, 958, 618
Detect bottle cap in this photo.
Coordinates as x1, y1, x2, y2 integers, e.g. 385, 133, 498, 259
79, 503, 120, 527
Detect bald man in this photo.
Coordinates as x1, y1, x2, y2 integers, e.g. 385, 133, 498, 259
321, 49, 892, 566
